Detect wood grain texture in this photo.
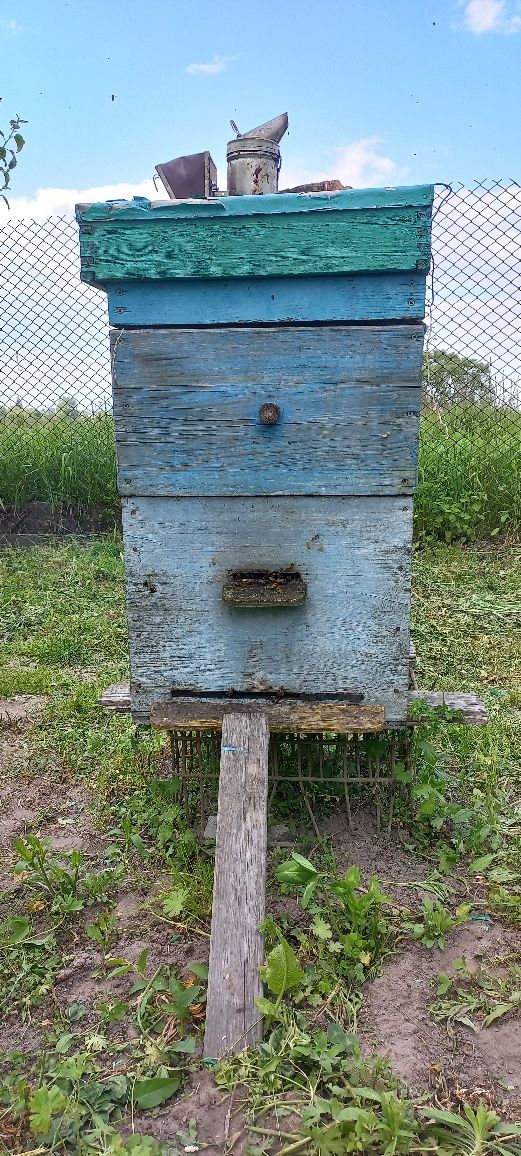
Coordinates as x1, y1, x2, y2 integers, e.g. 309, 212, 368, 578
79, 204, 433, 284
111, 325, 423, 497
408, 692, 488, 725
151, 698, 384, 733
122, 495, 413, 724
107, 272, 427, 327
99, 684, 131, 712
203, 711, 269, 1058
77, 185, 434, 222
99, 684, 488, 727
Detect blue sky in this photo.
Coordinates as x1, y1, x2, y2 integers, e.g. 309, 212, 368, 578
1, 0, 520, 216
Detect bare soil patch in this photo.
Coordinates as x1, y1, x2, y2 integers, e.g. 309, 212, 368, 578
0, 500, 121, 541
359, 920, 521, 1113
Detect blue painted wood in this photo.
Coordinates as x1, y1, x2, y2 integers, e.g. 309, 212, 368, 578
122, 495, 413, 724
107, 272, 427, 327
111, 324, 423, 497
77, 184, 434, 222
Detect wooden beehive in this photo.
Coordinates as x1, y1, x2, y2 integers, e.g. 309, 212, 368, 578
77, 185, 434, 727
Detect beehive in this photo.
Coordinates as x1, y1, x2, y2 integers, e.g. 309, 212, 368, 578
77, 185, 434, 726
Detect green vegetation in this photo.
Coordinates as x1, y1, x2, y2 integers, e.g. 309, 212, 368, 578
0, 538, 521, 1151
0, 101, 26, 204
1, 394, 520, 539
430, 953, 521, 1031
416, 403, 521, 540
0, 412, 117, 515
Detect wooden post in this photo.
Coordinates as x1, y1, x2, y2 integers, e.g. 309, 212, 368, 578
203, 711, 269, 1060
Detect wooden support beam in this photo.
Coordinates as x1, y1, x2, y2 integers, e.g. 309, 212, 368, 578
150, 697, 384, 734
203, 711, 269, 1059
99, 684, 488, 727
407, 691, 488, 725
100, 683, 131, 711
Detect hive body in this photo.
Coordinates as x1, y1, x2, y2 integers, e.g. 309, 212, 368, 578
77, 186, 434, 725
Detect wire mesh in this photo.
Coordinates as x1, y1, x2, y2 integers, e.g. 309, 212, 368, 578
169, 729, 413, 839
0, 180, 520, 512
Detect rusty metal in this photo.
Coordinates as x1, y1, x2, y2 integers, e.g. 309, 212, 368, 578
226, 111, 288, 196
259, 402, 280, 424
155, 151, 217, 200
169, 728, 413, 838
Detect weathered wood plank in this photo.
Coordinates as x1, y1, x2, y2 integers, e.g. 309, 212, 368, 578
407, 692, 488, 725
111, 325, 423, 497
77, 185, 434, 222
100, 684, 488, 728
203, 711, 269, 1058
122, 495, 413, 724
99, 683, 131, 711
78, 202, 433, 284
107, 272, 427, 327
151, 697, 384, 733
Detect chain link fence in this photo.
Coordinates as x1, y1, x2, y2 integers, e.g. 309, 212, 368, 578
0, 180, 520, 532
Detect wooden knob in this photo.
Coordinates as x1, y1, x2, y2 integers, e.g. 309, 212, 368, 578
259, 402, 280, 425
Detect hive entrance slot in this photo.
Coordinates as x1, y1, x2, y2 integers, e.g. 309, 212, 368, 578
222, 569, 307, 608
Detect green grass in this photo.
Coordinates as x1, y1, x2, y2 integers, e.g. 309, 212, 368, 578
0, 413, 118, 514
1, 405, 520, 538
1, 537, 521, 1151
416, 404, 521, 540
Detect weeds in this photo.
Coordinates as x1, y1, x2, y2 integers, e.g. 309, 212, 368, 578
430, 953, 521, 1031
0, 413, 118, 515
416, 404, 521, 540
1, 536, 520, 1149
13, 834, 123, 915
400, 895, 471, 949
270, 853, 391, 1006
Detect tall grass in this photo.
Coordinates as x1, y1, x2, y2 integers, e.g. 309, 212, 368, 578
0, 405, 519, 538
0, 413, 118, 514
416, 405, 521, 540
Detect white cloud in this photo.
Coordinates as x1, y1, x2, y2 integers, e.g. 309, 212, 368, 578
185, 54, 234, 75
460, 0, 521, 33
1, 18, 23, 34
281, 136, 404, 191
1, 178, 157, 222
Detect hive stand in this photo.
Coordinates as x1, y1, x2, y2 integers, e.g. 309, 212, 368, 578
100, 682, 486, 1058
78, 187, 488, 1058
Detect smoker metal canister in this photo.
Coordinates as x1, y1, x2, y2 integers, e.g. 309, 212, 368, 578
226, 136, 281, 196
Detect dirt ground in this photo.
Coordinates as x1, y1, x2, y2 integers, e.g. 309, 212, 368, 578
0, 500, 120, 542
1, 695, 520, 1150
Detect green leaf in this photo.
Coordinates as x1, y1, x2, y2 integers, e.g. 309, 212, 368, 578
133, 1075, 181, 1109
137, 948, 149, 975
262, 937, 304, 997
483, 1003, 513, 1027
275, 853, 318, 887
418, 1106, 468, 1127
5, 915, 31, 943
14, 133, 25, 150
302, 877, 319, 909
256, 996, 280, 1017
162, 887, 189, 917
169, 1036, 196, 1053
189, 962, 209, 981
310, 913, 332, 941
326, 1022, 359, 1053
54, 1033, 74, 1054
131, 833, 148, 857
29, 1085, 66, 1134
85, 922, 103, 944
470, 854, 495, 873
